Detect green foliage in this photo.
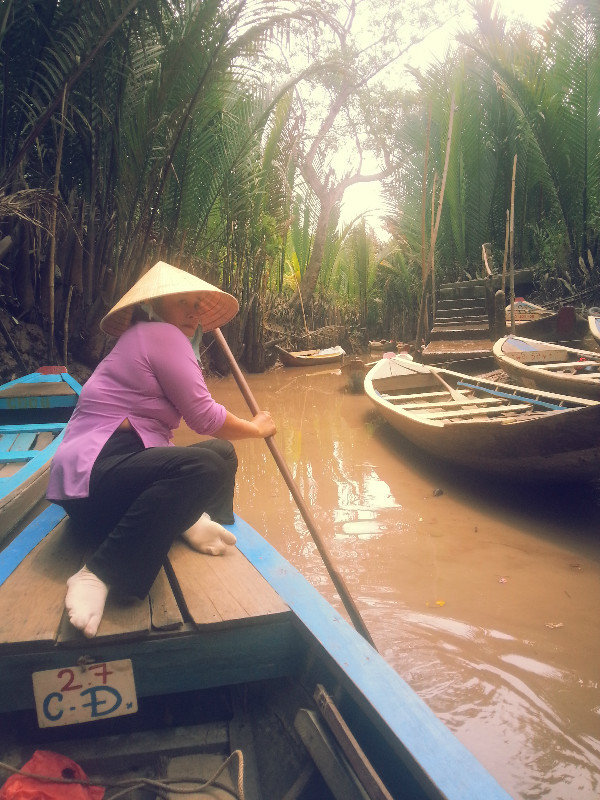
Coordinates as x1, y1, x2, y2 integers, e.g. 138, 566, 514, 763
2, 0, 599, 365
0, 0, 331, 365
386, 0, 600, 303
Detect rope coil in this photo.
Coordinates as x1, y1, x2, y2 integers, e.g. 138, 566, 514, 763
0, 750, 245, 800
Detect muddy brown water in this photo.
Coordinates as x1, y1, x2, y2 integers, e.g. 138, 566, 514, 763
174, 360, 600, 800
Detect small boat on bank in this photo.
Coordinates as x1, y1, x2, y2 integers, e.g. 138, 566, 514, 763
275, 344, 345, 366
364, 354, 600, 482
0, 368, 80, 542
0, 503, 511, 799
505, 298, 553, 322
369, 339, 396, 351
588, 307, 600, 345
493, 335, 600, 400
504, 298, 588, 337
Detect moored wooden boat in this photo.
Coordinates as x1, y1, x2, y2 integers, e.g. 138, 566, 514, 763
275, 344, 345, 366
364, 354, 600, 482
0, 369, 81, 542
505, 298, 553, 322
0, 504, 511, 799
493, 335, 600, 399
588, 308, 600, 345
369, 339, 396, 351
505, 302, 585, 340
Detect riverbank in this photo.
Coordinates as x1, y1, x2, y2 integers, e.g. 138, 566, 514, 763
0, 308, 93, 385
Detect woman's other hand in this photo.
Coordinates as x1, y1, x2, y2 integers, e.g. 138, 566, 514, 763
252, 410, 276, 438
215, 409, 276, 440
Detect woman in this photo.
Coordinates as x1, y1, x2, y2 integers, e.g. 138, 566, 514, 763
47, 261, 276, 638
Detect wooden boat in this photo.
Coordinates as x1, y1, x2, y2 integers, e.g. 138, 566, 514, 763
504, 303, 586, 340
369, 339, 396, 351
0, 504, 511, 799
505, 298, 553, 322
0, 368, 80, 542
275, 344, 345, 366
364, 354, 600, 482
493, 335, 600, 400
588, 307, 600, 345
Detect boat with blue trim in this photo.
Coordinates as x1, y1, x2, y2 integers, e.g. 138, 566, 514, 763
0, 501, 512, 799
0, 368, 81, 542
365, 354, 600, 482
493, 335, 600, 400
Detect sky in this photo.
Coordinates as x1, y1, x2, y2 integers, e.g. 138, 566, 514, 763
492, 0, 560, 25
338, 0, 561, 235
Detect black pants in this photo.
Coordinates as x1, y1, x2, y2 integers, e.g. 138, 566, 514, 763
57, 430, 238, 598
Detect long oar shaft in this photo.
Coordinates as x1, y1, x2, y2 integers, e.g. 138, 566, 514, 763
213, 328, 377, 649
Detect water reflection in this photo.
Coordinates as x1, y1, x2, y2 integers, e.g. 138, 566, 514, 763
175, 362, 600, 799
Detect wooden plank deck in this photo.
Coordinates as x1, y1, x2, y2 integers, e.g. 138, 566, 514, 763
0, 382, 77, 399
0, 503, 301, 716
0, 508, 289, 649
420, 338, 496, 364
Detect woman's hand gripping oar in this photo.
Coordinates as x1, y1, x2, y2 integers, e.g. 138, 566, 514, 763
213, 328, 377, 650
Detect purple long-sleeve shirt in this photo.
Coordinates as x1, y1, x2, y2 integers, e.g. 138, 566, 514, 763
47, 321, 227, 500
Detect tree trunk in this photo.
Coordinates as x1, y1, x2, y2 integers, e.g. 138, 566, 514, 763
243, 294, 266, 373
14, 225, 35, 319
291, 198, 333, 309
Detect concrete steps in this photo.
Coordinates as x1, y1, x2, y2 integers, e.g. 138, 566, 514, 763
429, 323, 490, 341
423, 283, 493, 362
420, 338, 495, 364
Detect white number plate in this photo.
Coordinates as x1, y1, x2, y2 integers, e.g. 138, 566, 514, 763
32, 659, 138, 728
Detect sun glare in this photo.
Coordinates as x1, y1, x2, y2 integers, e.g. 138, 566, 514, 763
495, 0, 560, 26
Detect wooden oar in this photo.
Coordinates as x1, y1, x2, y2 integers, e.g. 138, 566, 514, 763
429, 366, 469, 404
213, 327, 377, 650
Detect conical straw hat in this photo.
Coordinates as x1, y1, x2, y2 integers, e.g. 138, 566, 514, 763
100, 261, 239, 337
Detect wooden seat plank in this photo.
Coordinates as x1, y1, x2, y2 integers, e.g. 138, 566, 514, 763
34, 432, 55, 450
149, 567, 184, 631
0, 511, 286, 648
0, 518, 84, 646
425, 403, 533, 420
0, 462, 23, 478
391, 397, 506, 409
0, 382, 76, 398
531, 360, 600, 371
12, 432, 37, 450
382, 390, 465, 401
0, 465, 54, 546
167, 540, 288, 627
56, 593, 152, 644
503, 343, 568, 363
0, 433, 18, 452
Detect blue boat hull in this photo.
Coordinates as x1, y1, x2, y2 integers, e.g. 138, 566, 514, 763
0, 506, 512, 799
0, 370, 80, 540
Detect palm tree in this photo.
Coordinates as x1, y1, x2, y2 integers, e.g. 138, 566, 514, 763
0, 0, 330, 366
463, 0, 600, 275
387, 0, 600, 305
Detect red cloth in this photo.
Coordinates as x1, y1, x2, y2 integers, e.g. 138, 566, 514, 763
0, 750, 104, 800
